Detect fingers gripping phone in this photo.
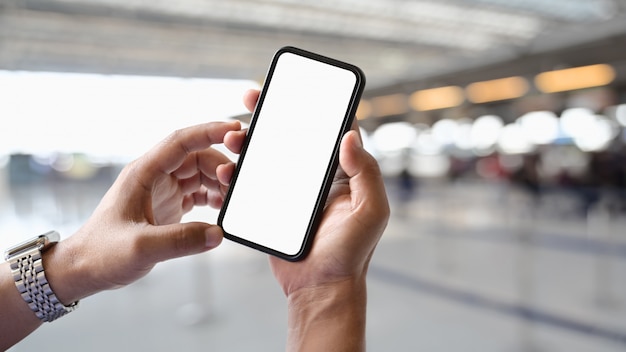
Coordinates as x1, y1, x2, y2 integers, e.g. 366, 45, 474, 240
217, 46, 365, 261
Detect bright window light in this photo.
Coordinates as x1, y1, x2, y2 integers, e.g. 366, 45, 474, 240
431, 119, 459, 146
573, 116, 616, 152
560, 108, 597, 139
560, 108, 620, 152
616, 104, 626, 126
471, 115, 504, 151
408, 154, 450, 178
0, 71, 259, 161
413, 130, 443, 155
498, 123, 533, 154
371, 122, 417, 153
517, 111, 559, 145
454, 119, 474, 151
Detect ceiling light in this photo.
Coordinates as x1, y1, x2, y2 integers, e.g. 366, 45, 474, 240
371, 94, 409, 117
535, 64, 615, 93
356, 99, 373, 120
409, 86, 464, 111
466, 76, 529, 103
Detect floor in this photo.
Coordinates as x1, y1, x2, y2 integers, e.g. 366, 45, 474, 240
2, 168, 626, 352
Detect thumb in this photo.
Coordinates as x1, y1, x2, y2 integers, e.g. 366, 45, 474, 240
339, 130, 389, 216
144, 222, 223, 263
339, 130, 380, 180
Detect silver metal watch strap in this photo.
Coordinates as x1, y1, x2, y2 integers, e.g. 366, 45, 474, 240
8, 246, 78, 322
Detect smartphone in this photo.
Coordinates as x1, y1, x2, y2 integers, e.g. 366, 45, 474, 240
217, 46, 365, 261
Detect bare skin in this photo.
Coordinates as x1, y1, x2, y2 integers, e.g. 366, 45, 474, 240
0, 90, 389, 351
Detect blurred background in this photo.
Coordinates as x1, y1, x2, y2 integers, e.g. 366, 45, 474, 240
2, 0, 626, 351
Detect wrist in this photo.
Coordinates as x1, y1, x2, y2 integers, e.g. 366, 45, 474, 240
42, 235, 95, 305
286, 278, 367, 352
2, 230, 81, 330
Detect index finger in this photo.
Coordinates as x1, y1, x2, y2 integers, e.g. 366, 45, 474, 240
144, 121, 242, 175
243, 89, 260, 112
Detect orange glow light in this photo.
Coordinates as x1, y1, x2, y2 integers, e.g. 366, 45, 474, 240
356, 99, 373, 120
466, 76, 529, 103
409, 86, 464, 111
371, 94, 409, 117
535, 64, 616, 93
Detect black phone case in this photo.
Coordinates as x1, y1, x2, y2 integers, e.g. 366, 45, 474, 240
217, 46, 366, 261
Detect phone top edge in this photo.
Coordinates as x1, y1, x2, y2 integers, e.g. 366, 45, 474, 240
275, 46, 366, 86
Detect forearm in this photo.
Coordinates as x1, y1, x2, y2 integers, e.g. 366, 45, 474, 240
0, 238, 88, 350
0, 261, 43, 350
286, 278, 367, 352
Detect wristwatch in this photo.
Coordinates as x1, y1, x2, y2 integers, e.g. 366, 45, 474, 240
4, 231, 79, 322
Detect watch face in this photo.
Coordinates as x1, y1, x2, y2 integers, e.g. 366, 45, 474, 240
5, 231, 60, 259
6, 230, 77, 322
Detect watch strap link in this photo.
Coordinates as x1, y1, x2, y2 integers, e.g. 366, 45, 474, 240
9, 246, 78, 322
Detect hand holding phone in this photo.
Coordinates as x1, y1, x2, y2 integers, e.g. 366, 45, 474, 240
218, 46, 365, 261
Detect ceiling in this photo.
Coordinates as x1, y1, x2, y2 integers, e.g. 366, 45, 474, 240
2, 0, 626, 89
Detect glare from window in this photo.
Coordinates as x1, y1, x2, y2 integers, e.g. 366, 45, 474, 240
470, 115, 504, 151
560, 108, 596, 140
0, 71, 259, 161
517, 110, 559, 145
560, 108, 618, 152
371, 122, 417, 153
431, 118, 459, 147
454, 119, 474, 151
498, 123, 534, 154
573, 115, 618, 152
616, 104, 626, 126
413, 130, 443, 156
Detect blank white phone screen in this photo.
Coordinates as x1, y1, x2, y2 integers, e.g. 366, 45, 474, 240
221, 52, 358, 256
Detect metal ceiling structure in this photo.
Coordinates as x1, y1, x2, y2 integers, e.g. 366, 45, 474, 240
2, 0, 626, 89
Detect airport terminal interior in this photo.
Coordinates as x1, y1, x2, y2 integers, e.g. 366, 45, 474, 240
1, 0, 626, 351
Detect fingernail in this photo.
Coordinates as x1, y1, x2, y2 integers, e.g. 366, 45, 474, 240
205, 226, 223, 248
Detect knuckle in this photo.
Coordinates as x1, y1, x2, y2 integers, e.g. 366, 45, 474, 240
172, 227, 193, 255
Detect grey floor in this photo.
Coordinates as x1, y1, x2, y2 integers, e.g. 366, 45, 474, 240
2, 172, 626, 351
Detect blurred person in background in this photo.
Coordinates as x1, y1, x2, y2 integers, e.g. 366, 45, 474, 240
0, 89, 390, 351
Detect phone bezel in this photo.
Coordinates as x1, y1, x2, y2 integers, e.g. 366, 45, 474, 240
217, 46, 366, 261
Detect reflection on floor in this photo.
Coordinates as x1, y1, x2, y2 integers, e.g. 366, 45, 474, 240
2, 169, 625, 352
